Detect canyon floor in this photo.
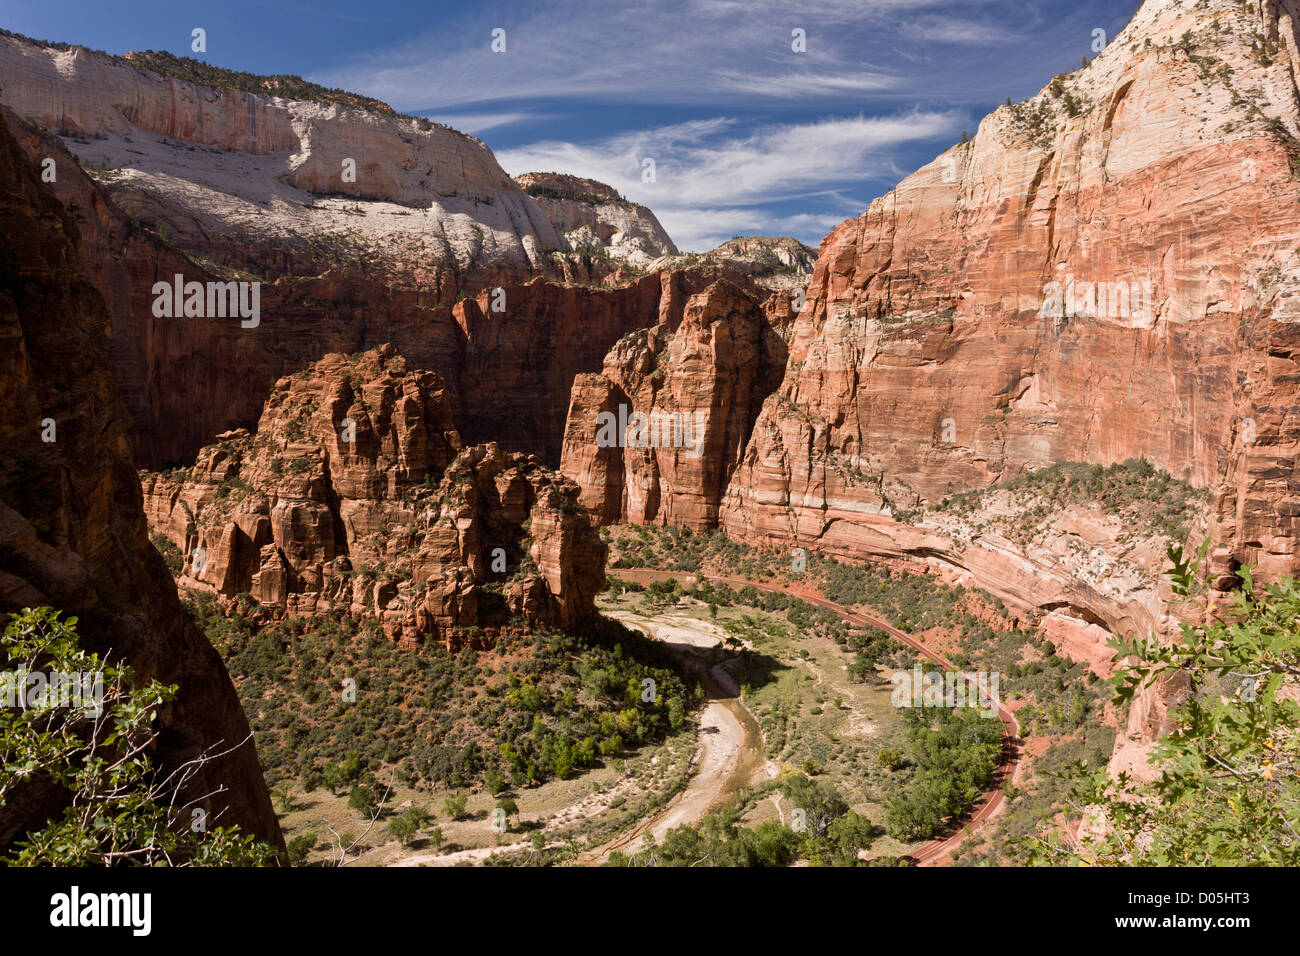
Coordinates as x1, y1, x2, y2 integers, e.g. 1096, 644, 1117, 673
266, 551, 1031, 866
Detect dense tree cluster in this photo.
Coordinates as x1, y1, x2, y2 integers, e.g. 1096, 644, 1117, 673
189, 594, 695, 796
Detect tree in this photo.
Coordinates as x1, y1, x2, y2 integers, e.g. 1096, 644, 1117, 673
387, 813, 419, 846
781, 773, 848, 839
323, 753, 363, 795
347, 785, 376, 816
0, 607, 276, 866
287, 833, 317, 865
667, 697, 685, 732
300, 766, 322, 793
442, 793, 469, 820
827, 811, 875, 864
1026, 547, 1300, 865
271, 785, 299, 813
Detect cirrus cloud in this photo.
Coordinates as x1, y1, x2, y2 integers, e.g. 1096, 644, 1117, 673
495, 111, 962, 250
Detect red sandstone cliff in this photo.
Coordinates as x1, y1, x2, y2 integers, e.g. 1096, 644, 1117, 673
559, 279, 787, 528
553, 0, 1300, 767
717, 0, 1300, 608
141, 346, 606, 647
0, 108, 281, 851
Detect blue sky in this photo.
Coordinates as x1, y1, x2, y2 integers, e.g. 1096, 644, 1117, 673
6, 0, 1141, 250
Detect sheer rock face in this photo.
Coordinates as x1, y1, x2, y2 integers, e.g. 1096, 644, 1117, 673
0, 35, 563, 269
554, 0, 1300, 766
558, 280, 787, 529
0, 109, 281, 851
719, 0, 1300, 596
0, 117, 739, 471
141, 347, 605, 647
515, 172, 678, 266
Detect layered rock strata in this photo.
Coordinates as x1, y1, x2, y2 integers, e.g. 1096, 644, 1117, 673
141, 346, 606, 647
0, 108, 281, 850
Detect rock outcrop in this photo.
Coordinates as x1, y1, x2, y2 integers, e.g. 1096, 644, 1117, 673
559, 279, 786, 528
0, 34, 564, 272
142, 346, 606, 646
516, 172, 678, 266
720, 0, 1300, 597
699, 236, 818, 287
0, 108, 281, 851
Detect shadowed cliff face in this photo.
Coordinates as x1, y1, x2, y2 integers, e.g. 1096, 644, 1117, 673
0, 108, 282, 851
559, 279, 789, 529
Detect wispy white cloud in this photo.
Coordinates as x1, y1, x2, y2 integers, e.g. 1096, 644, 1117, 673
496, 111, 962, 250
314, 0, 1002, 111
715, 71, 900, 98
300, 0, 1086, 249
424, 111, 544, 134
900, 16, 1021, 45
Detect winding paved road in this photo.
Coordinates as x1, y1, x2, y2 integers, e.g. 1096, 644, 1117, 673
614, 568, 1023, 866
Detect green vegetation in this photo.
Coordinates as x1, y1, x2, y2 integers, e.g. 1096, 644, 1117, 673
120, 50, 405, 117
884, 707, 1002, 840
286, 833, 317, 864
931, 458, 1205, 545
608, 773, 878, 867
187, 592, 695, 795
386, 806, 429, 846
0, 27, 74, 51
1024, 548, 1300, 865
522, 183, 634, 207
1006, 96, 1059, 151
0, 29, 453, 127
150, 532, 184, 575
605, 525, 1118, 863
0, 608, 275, 866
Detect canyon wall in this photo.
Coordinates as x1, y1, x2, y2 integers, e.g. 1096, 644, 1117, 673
0, 108, 281, 851
0, 114, 738, 470
10, 0, 1300, 774
560, 279, 788, 528
0, 34, 564, 269
719, 0, 1300, 603
700, 0, 1300, 609
554, 0, 1300, 762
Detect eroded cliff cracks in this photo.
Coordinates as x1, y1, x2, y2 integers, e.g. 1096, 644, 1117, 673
0, 108, 282, 851
141, 346, 607, 648
557, 0, 1300, 768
